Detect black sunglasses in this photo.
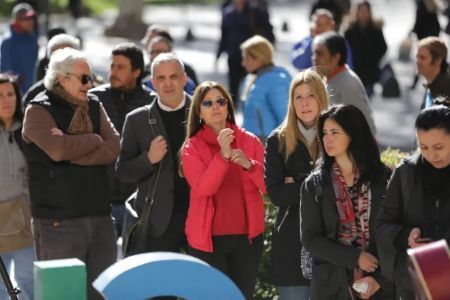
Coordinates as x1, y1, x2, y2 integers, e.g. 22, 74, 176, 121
201, 97, 228, 109
67, 73, 93, 85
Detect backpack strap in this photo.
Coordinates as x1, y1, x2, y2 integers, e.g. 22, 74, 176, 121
311, 171, 324, 204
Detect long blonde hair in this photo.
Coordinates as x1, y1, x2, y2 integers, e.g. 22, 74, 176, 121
277, 69, 329, 161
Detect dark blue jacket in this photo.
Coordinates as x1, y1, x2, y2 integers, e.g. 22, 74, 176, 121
0, 24, 38, 93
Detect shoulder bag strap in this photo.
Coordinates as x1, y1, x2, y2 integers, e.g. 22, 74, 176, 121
139, 106, 164, 226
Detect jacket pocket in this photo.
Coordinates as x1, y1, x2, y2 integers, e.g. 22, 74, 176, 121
310, 261, 343, 298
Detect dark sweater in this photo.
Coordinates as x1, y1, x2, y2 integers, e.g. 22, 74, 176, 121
157, 105, 190, 212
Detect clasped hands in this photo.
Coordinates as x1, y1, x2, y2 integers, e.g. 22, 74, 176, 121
218, 128, 252, 170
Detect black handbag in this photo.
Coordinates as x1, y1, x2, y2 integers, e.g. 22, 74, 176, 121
121, 106, 163, 257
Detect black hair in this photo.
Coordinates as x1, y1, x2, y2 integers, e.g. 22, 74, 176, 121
0, 73, 23, 125
315, 31, 347, 66
112, 42, 145, 82
415, 105, 450, 134
47, 27, 66, 40
317, 104, 384, 183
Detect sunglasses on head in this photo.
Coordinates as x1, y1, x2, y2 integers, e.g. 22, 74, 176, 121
67, 73, 93, 85
201, 97, 228, 109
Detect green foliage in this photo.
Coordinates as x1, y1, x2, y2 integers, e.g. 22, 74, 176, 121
254, 148, 409, 299
0, 0, 15, 17
381, 147, 410, 169
254, 194, 278, 299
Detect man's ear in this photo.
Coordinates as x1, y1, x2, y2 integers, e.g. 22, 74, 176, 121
331, 53, 342, 68
133, 68, 141, 80
57, 74, 67, 87
432, 57, 444, 68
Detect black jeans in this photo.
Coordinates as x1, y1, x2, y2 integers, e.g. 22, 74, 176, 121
33, 216, 117, 300
189, 234, 263, 299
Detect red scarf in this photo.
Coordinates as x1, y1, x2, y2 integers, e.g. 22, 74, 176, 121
332, 162, 370, 282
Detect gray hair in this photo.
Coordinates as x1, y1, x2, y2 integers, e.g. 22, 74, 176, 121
148, 36, 173, 52
47, 34, 81, 57
150, 52, 185, 77
44, 48, 90, 90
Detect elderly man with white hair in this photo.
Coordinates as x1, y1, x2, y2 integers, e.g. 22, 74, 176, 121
23, 33, 81, 106
22, 48, 120, 300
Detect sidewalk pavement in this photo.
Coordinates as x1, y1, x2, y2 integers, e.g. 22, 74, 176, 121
1, 0, 430, 151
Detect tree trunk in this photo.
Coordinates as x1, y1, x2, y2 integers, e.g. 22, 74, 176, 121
104, 0, 148, 40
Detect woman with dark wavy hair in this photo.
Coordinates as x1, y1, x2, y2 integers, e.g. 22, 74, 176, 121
0, 73, 34, 300
181, 81, 266, 298
300, 104, 393, 299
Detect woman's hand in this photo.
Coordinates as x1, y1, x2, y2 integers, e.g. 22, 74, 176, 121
354, 276, 380, 299
357, 251, 378, 273
217, 128, 234, 159
230, 149, 252, 170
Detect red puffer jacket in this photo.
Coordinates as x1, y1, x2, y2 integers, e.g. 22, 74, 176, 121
181, 123, 266, 252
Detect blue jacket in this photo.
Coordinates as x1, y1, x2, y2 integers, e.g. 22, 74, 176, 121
0, 24, 38, 93
291, 35, 354, 70
241, 65, 291, 139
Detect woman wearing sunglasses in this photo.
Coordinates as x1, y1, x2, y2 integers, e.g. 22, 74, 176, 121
264, 70, 328, 300
181, 81, 266, 299
300, 105, 394, 300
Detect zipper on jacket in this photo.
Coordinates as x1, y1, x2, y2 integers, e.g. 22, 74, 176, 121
276, 206, 290, 232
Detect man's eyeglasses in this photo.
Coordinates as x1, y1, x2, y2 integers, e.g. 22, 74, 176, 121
67, 73, 93, 85
201, 97, 228, 109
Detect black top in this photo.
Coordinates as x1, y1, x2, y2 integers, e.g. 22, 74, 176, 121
345, 22, 387, 85
421, 158, 450, 241
377, 154, 450, 295
157, 104, 190, 212
264, 130, 313, 286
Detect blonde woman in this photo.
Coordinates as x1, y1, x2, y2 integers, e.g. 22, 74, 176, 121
264, 70, 328, 300
240, 35, 291, 141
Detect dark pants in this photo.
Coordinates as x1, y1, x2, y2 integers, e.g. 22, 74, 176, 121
227, 54, 246, 105
145, 211, 188, 252
32, 216, 117, 300
112, 203, 124, 238
189, 234, 263, 299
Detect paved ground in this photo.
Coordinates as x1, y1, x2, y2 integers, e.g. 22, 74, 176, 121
2, 0, 443, 151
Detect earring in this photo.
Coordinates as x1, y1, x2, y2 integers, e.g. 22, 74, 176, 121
199, 118, 204, 124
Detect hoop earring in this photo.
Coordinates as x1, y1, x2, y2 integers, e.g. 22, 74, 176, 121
199, 118, 204, 124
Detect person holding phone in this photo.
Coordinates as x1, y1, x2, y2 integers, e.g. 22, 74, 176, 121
376, 105, 450, 300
